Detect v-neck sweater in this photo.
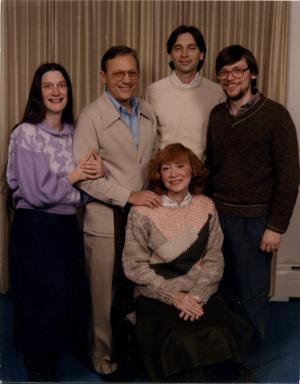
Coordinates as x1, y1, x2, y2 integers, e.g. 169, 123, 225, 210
205, 95, 300, 233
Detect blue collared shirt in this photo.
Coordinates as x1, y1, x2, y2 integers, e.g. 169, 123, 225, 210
106, 90, 139, 146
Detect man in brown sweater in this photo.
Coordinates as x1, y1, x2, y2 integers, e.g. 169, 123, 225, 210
205, 45, 299, 340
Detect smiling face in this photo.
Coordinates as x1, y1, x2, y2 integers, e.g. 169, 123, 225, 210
218, 57, 255, 103
100, 54, 139, 110
171, 32, 204, 79
161, 156, 192, 203
41, 70, 68, 117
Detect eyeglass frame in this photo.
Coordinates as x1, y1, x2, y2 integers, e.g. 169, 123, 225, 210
217, 67, 249, 81
108, 70, 140, 82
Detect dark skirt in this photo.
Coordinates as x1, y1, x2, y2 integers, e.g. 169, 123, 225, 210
136, 294, 253, 381
9, 208, 90, 357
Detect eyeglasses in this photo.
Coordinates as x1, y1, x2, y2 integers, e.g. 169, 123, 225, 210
217, 67, 249, 80
109, 70, 139, 82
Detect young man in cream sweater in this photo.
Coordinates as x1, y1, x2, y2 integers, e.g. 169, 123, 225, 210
145, 25, 225, 160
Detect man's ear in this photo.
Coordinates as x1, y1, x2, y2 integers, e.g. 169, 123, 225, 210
100, 71, 107, 85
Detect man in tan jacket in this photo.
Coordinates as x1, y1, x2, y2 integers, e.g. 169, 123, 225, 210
73, 45, 160, 380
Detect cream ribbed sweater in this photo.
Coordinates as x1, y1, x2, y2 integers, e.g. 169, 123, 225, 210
145, 73, 225, 160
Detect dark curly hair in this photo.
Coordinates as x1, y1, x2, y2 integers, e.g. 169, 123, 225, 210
149, 143, 208, 195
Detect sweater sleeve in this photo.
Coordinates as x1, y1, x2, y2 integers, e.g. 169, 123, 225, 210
122, 208, 181, 304
188, 206, 224, 303
267, 105, 300, 233
6, 127, 81, 207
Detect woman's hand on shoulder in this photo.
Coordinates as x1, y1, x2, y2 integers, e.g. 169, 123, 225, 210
68, 150, 105, 184
172, 292, 204, 321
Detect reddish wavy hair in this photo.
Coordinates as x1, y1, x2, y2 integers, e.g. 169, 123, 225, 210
149, 143, 209, 195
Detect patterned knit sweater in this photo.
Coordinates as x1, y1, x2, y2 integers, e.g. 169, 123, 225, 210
7, 121, 85, 214
122, 195, 224, 305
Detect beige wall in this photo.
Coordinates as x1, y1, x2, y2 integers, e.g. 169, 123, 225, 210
279, 1, 300, 266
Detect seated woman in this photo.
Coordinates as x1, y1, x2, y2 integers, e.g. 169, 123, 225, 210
122, 143, 253, 382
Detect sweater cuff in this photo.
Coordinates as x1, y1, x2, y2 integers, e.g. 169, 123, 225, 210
189, 285, 218, 305
158, 281, 180, 305
266, 223, 286, 234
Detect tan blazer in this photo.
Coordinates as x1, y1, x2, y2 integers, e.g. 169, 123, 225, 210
73, 92, 157, 237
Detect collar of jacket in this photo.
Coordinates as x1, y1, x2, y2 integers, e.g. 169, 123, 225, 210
96, 92, 153, 130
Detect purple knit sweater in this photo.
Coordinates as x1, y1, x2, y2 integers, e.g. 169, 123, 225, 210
7, 121, 86, 215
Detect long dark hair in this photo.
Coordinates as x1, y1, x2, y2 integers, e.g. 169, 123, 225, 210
1, 63, 74, 214
20, 62, 74, 126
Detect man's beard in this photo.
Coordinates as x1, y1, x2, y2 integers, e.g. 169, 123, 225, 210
226, 89, 245, 101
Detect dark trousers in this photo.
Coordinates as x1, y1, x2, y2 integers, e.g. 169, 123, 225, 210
111, 205, 136, 376
218, 215, 272, 339
9, 209, 90, 358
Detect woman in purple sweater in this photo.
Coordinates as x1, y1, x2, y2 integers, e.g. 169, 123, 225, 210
6, 63, 103, 381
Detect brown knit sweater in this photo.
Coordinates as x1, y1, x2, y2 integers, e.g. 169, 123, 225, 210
122, 195, 224, 305
205, 95, 300, 233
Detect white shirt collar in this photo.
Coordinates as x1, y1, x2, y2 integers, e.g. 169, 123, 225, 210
162, 192, 192, 208
171, 71, 202, 89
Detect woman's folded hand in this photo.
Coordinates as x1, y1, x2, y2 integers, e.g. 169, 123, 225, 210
172, 292, 204, 321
